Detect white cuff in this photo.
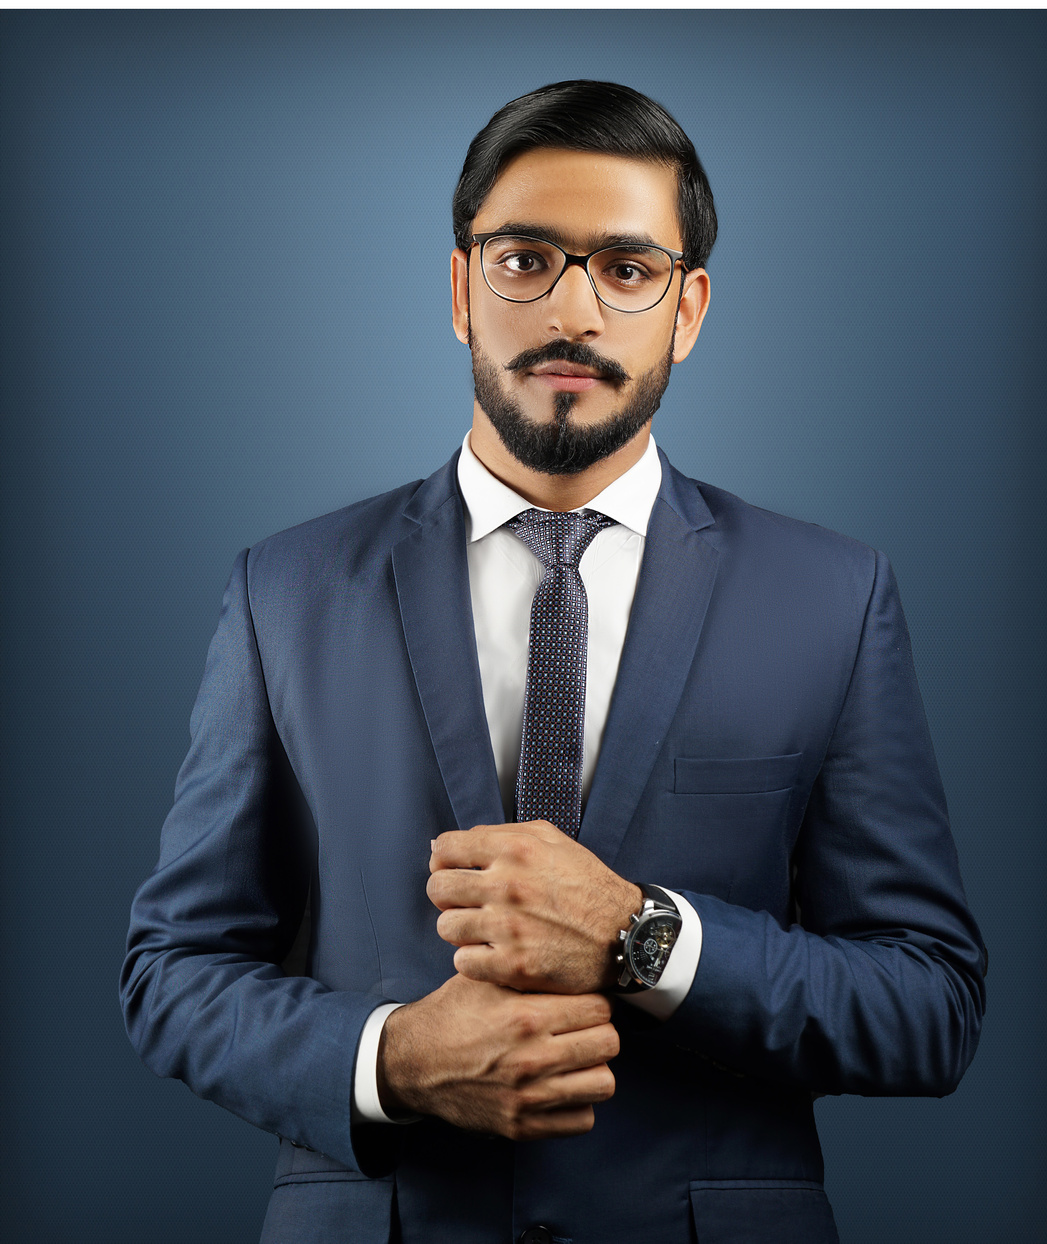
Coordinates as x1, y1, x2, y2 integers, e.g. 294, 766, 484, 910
620, 888, 702, 1021
352, 1002, 417, 1125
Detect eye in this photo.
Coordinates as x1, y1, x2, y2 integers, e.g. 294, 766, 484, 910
482, 237, 557, 278
503, 250, 547, 274
608, 262, 651, 283
597, 248, 661, 287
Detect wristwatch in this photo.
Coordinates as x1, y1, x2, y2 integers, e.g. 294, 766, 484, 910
615, 884, 682, 992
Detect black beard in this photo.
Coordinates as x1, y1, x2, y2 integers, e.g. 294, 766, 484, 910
470, 337, 674, 476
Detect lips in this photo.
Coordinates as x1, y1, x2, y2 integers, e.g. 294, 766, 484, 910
530, 361, 604, 379
529, 361, 606, 392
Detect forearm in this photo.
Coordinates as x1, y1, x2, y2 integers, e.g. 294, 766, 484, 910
658, 889, 985, 1096
121, 933, 393, 1167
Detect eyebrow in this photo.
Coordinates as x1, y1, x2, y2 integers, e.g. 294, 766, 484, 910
486, 222, 667, 254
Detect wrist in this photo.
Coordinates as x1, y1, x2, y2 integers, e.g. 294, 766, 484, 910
376, 1003, 423, 1119
600, 881, 644, 989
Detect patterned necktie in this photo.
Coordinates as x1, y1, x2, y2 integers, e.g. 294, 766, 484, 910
506, 508, 615, 839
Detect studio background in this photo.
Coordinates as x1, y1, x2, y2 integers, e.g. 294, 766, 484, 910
1, 11, 1043, 1242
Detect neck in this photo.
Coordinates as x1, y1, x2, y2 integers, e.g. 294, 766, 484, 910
469, 406, 650, 511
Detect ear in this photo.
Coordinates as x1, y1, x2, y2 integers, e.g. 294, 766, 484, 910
671, 268, 711, 364
451, 248, 471, 345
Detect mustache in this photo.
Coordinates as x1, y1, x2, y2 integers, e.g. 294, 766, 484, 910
503, 340, 630, 387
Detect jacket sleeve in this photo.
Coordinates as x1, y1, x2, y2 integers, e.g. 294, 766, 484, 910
120, 548, 397, 1174
660, 551, 987, 1096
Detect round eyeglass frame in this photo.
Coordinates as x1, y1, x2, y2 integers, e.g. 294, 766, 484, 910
469, 232, 689, 314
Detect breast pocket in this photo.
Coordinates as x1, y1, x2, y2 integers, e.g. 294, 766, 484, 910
673, 753, 802, 794
664, 755, 804, 911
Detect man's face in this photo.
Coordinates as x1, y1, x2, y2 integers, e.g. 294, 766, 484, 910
452, 148, 708, 476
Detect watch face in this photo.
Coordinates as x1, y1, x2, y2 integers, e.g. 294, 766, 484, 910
628, 913, 680, 987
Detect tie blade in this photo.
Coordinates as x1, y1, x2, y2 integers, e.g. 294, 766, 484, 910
507, 509, 610, 842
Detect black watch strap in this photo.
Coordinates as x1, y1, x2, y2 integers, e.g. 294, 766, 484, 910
639, 883, 678, 913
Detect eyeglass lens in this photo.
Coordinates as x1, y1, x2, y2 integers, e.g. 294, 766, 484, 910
480, 236, 674, 312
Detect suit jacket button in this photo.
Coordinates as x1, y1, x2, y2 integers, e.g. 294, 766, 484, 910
518, 1228, 553, 1244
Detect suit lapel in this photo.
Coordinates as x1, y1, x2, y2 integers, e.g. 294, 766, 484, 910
392, 455, 505, 832
580, 453, 719, 866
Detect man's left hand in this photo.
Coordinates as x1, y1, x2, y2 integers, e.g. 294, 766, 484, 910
428, 820, 643, 994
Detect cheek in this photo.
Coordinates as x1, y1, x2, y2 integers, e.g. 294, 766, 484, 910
613, 319, 674, 373
472, 304, 547, 365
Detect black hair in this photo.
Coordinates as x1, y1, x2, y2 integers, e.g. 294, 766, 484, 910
452, 80, 717, 271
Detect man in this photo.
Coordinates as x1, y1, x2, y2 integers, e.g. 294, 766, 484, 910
121, 81, 986, 1244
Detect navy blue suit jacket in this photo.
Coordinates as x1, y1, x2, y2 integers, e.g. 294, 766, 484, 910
121, 449, 986, 1244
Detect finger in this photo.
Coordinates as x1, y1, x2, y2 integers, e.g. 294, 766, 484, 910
513, 1105, 596, 1141
539, 991, 614, 1035
426, 868, 489, 910
453, 943, 506, 984
499, 987, 615, 1037
514, 818, 568, 843
436, 907, 495, 947
525, 1064, 616, 1111
430, 828, 503, 872
545, 1023, 621, 1074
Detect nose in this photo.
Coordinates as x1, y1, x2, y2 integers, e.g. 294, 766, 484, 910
543, 261, 605, 341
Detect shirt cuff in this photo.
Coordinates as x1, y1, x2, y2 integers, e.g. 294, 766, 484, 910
352, 1002, 419, 1125
620, 888, 702, 1021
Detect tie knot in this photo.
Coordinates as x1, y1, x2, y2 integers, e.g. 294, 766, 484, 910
506, 508, 615, 570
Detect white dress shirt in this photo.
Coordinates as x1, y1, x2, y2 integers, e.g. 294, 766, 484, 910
352, 432, 703, 1124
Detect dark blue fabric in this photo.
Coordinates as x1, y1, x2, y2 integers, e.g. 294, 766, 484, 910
121, 448, 985, 1244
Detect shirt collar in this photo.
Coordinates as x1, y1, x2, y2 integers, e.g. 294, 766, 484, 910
457, 430, 662, 544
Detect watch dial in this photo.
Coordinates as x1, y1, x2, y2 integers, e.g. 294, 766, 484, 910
629, 914, 680, 986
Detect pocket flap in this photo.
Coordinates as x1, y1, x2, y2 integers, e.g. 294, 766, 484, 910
690, 1180, 838, 1244
674, 754, 802, 794
275, 1135, 382, 1184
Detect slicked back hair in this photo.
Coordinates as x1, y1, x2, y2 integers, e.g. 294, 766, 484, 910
453, 80, 717, 272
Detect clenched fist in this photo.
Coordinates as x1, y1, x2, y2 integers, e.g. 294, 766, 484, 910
377, 974, 619, 1141
427, 819, 643, 994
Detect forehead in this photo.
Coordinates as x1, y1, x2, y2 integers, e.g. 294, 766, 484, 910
473, 148, 682, 251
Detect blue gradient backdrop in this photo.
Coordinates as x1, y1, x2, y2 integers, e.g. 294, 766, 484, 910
2, 11, 1043, 1242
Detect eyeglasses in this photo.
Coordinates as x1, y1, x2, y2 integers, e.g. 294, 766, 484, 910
470, 232, 688, 314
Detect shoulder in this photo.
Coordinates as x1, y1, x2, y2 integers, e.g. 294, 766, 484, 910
249, 479, 421, 569
662, 456, 883, 603
239, 453, 459, 613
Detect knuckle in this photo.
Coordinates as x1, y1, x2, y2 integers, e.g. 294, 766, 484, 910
426, 871, 449, 900
503, 1099, 530, 1141
511, 1002, 543, 1039
593, 995, 613, 1024
594, 1066, 616, 1101
510, 1056, 541, 1087
501, 876, 525, 907
507, 948, 534, 982
453, 948, 483, 980
508, 836, 535, 866
507, 1116, 532, 1142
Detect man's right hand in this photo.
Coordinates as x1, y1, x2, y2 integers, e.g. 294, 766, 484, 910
376, 973, 618, 1141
